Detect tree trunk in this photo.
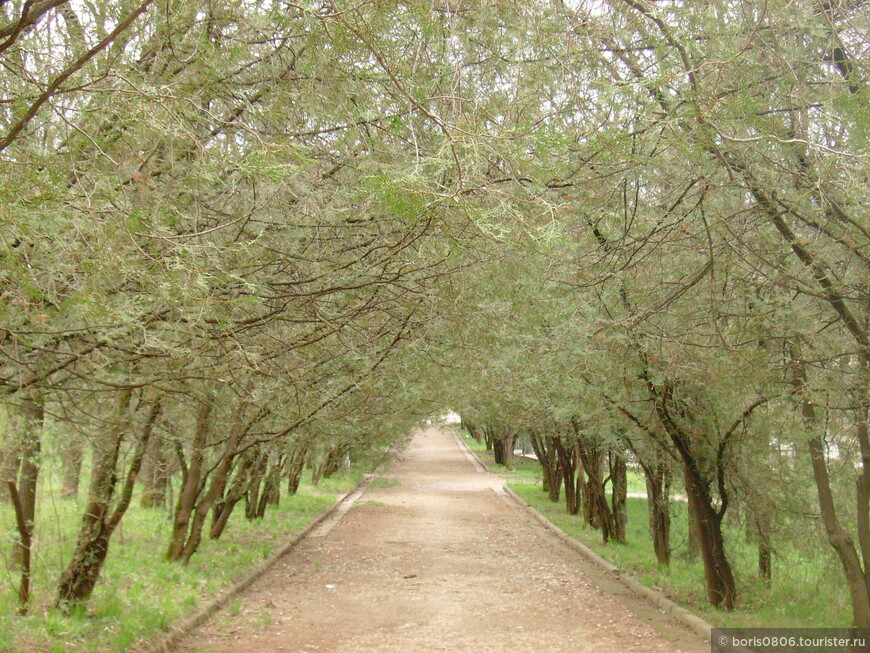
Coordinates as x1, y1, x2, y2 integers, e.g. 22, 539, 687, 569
791, 354, 870, 626
481, 424, 494, 451
646, 376, 735, 608
685, 474, 700, 560
553, 437, 581, 515
465, 421, 483, 444
9, 394, 42, 575
6, 482, 32, 613
317, 444, 348, 481
245, 451, 268, 519
140, 434, 169, 509
210, 492, 244, 540
246, 474, 263, 518
610, 450, 628, 544
806, 398, 870, 626
643, 461, 671, 567
575, 432, 616, 543
211, 451, 257, 540
683, 465, 736, 609
60, 437, 84, 499
166, 400, 212, 561
574, 443, 584, 517
285, 439, 309, 495
546, 462, 562, 502
491, 428, 515, 469
178, 407, 247, 564
0, 439, 21, 507
256, 454, 283, 518
752, 515, 772, 587
56, 391, 158, 609
530, 433, 561, 502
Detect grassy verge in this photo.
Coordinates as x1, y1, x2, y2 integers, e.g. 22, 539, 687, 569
459, 431, 851, 629
0, 468, 364, 653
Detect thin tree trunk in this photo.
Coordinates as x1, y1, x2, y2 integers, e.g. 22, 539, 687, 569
791, 353, 870, 626
483, 425, 495, 454
166, 400, 212, 561
6, 482, 32, 613
316, 444, 348, 482
682, 465, 736, 609
0, 404, 26, 508
685, 469, 700, 560
0, 440, 21, 507
575, 432, 616, 543
751, 514, 772, 587
211, 451, 257, 540
178, 407, 247, 563
140, 434, 169, 509
56, 392, 159, 609
465, 421, 483, 444
245, 451, 268, 519
610, 450, 628, 544
10, 394, 42, 573
286, 438, 309, 495
647, 375, 736, 609
574, 443, 584, 517
553, 437, 580, 515
60, 437, 84, 499
806, 401, 870, 625
643, 461, 671, 567
256, 454, 283, 518
530, 433, 561, 502
210, 492, 244, 539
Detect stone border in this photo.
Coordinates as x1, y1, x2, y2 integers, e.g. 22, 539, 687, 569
132, 472, 380, 653
451, 429, 486, 472
452, 429, 713, 643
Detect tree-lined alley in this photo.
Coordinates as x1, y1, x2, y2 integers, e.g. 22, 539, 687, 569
1, 0, 868, 643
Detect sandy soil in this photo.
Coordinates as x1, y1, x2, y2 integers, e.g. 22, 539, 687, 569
171, 427, 707, 653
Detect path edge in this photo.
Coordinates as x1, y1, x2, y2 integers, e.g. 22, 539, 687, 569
452, 428, 713, 643
131, 461, 386, 653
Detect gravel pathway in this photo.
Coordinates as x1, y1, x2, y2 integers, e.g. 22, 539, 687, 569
172, 426, 707, 652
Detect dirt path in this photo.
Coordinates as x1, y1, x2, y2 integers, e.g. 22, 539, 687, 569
172, 427, 707, 653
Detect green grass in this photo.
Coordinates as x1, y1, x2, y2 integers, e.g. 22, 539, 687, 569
460, 431, 852, 629
462, 434, 488, 453
0, 464, 364, 653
